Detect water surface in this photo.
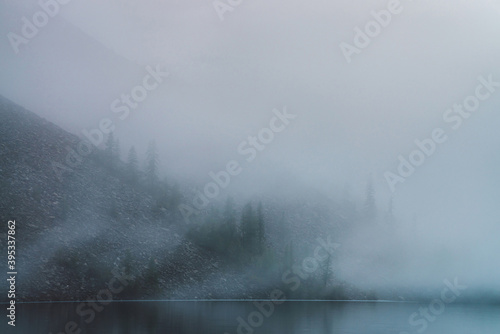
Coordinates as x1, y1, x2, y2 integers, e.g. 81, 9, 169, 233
10, 301, 500, 333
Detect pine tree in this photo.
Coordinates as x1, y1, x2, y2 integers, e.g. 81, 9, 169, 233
115, 138, 121, 161
104, 133, 117, 169
104, 132, 114, 156
277, 212, 290, 242
223, 197, 237, 240
284, 241, 294, 269
145, 140, 159, 190
363, 177, 377, 221
321, 250, 333, 287
386, 195, 395, 227
240, 202, 258, 255
257, 202, 265, 255
126, 146, 139, 184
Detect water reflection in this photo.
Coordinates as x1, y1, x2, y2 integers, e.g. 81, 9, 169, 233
13, 301, 500, 333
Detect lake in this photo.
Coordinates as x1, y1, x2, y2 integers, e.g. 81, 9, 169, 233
10, 301, 500, 333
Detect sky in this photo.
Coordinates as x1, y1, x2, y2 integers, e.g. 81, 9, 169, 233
1, 0, 500, 288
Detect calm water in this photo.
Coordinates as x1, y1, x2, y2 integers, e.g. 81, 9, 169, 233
7, 301, 500, 333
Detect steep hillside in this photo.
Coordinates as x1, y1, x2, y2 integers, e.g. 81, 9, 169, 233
0, 96, 253, 301
0, 96, 373, 302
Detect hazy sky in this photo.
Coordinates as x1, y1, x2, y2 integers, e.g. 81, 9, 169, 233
1, 0, 500, 280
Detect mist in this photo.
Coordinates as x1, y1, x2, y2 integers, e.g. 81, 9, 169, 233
1, 0, 500, 302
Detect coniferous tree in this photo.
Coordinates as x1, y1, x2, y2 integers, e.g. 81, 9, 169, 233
104, 133, 117, 169
104, 132, 114, 155
241, 203, 258, 255
223, 197, 237, 240
386, 195, 395, 227
115, 138, 121, 161
217, 197, 243, 260
145, 140, 159, 190
321, 250, 333, 287
277, 212, 290, 243
190, 207, 224, 253
257, 202, 265, 255
126, 146, 139, 184
284, 241, 294, 269
363, 178, 377, 221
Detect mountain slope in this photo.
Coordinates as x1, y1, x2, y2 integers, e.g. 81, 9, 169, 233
0, 95, 251, 301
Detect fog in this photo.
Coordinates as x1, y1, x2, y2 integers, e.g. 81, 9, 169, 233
1, 0, 500, 295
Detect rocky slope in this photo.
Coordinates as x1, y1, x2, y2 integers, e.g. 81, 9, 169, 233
1, 95, 377, 303
0, 95, 256, 301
